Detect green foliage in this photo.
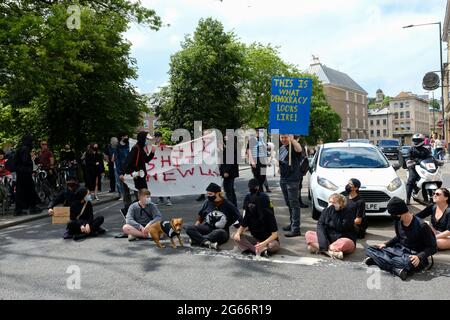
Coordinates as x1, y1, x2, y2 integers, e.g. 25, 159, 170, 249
0, 0, 161, 152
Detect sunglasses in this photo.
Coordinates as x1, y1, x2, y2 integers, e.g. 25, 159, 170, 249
433, 192, 443, 196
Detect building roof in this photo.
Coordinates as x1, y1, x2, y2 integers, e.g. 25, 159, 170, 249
391, 91, 428, 103
305, 63, 368, 94
368, 108, 388, 116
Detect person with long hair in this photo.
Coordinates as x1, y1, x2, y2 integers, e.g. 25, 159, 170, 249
85, 143, 104, 200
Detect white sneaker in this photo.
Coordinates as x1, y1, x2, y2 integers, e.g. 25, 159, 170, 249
307, 245, 319, 254
203, 240, 218, 250
95, 195, 100, 201
128, 235, 137, 242
165, 200, 172, 206
326, 250, 343, 260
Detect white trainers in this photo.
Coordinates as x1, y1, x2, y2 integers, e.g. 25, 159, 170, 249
128, 235, 137, 242
326, 250, 343, 260
165, 200, 172, 206
307, 245, 319, 254
204, 240, 218, 250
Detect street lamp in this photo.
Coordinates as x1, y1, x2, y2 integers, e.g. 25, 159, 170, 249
403, 22, 445, 140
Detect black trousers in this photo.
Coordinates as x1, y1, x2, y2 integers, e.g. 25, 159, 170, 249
67, 216, 104, 235
251, 165, 266, 191
108, 162, 115, 192
134, 177, 147, 191
223, 177, 237, 207
121, 181, 137, 215
15, 172, 40, 211
186, 224, 229, 245
406, 167, 420, 201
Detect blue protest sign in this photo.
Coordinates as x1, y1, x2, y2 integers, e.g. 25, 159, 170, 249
268, 77, 313, 135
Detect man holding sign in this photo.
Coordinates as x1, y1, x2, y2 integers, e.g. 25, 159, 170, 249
269, 77, 312, 237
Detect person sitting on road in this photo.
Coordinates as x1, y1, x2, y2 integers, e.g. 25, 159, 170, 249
186, 183, 242, 250
364, 197, 437, 281
345, 178, 368, 239
416, 187, 450, 250
305, 193, 356, 260
233, 179, 280, 257
47, 176, 80, 216
65, 187, 105, 240
122, 188, 161, 241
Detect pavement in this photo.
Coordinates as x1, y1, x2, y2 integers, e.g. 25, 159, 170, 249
1, 165, 450, 299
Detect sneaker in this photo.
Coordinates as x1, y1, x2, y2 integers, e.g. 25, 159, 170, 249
307, 245, 319, 254
364, 257, 376, 266
259, 248, 269, 258
63, 231, 73, 239
203, 240, 218, 250
285, 231, 301, 238
95, 195, 100, 201
299, 203, 309, 208
128, 235, 137, 242
393, 268, 408, 281
165, 200, 172, 206
118, 197, 123, 201
326, 250, 344, 260
282, 225, 291, 232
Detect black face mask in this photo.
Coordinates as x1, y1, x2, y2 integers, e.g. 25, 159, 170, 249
207, 195, 216, 202
249, 187, 259, 194
392, 215, 401, 222
123, 138, 129, 144
345, 184, 352, 193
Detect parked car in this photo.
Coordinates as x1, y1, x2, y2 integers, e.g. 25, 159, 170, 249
308, 143, 406, 219
346, 139, 370, 144
400, 146, 411, 160
377, 139, 400, 160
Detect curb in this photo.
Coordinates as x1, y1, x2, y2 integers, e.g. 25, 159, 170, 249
0, 196, 119, 231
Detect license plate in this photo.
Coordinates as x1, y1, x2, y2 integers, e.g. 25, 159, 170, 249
366, 203, 379, 210
425, 163, 436, 170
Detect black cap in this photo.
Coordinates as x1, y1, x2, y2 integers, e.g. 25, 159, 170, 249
387, 197, 408, 216
75, 187, 88, 201
154, 132, 162, 137
248, 178, 259, 189
206, 183, 221, 193
350, 178, 361, 189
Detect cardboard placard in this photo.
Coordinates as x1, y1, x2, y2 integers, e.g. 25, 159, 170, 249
52, 207, 70, 224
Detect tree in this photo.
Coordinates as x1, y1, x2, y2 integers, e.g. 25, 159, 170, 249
158, 18, 245, 133
0, 0, 161, 152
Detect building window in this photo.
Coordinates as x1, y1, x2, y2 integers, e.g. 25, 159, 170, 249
383, 119, 387, 125
400, 112, 404, 118
377, 130, 381, 137
395, 113, 399, 119
376, 120, 380, 125
363, 119, 366, 129
405, 111, 410, 118
383, 129, 387, 137
355, 105, 358, 116
346, 104, 350, 115
370, 120, 374, 126
346, 91, 349, 100
400, 102, 404, 108
370, 130, 374, 136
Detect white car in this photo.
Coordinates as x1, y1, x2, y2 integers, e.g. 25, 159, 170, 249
308, 142, 406, 218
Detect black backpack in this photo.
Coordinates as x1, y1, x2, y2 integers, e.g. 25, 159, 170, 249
299, 156, 310, 176
4, 151, 17, 172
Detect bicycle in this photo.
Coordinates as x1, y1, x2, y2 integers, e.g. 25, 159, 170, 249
0, 175, 13, 215
33, 166, 52, 204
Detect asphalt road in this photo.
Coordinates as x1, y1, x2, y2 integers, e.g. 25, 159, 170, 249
1, 168, 450, 300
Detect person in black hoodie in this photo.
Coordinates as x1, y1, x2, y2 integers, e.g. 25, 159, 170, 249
364, 197, 437, 281
345, 178, 368, 239
47, 176, 80, 216
65, 187, 105, 240
305, 193, 357, 260
219, 136, 239, 207
15, 135, 42, 216
186, 183, 242, 250
122, 131, 155, 191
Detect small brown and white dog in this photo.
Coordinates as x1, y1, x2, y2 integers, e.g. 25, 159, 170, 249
148, 218, 184, 248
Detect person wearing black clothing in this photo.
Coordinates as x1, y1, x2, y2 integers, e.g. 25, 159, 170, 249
365, 197, 437, 280
406, 133, 432, 205
233, 179, 279, 257
298, 149, 309, 208
47, 176, 80, 215
14, 135, 42, 216
122, 131, 155, 191
85, 143, 105, 200
247, 128, 268, 191
305, 193, 356, 259
416, 187, 450, 250
345, 178, 367, 239
65, 188, 105, 240
279, 134, 303, 237
219, 137, 239, 207
186, 183, 242, 250
105, 138, 117, 193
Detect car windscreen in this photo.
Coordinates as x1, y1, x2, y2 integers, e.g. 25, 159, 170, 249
378, 140, 399, 147
319, 147, 390, 168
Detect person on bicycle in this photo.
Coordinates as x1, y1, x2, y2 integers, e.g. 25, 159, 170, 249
60, 144, 77, 178
48, 176, 80, 216
406, 133, 432, 205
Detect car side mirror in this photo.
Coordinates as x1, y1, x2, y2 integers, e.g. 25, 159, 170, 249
392, 163, 401, 171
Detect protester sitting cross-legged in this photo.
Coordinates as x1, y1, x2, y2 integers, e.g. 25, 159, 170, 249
122, 188, 162, 241
364, 197, 437, 281
416, 187, 450, 250
48, 176, 80, 216
305, 193, 356, 260
186, 183, 242, 250
65, 187, 105, 241
233, 179, 280, 257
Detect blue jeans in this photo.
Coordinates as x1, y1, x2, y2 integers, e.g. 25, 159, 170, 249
114, 170, 124, 196
280, 179, 301, 232
365, 245, 427, 273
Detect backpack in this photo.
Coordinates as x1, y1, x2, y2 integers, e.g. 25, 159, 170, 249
4, 151, 17, 172
299, 156, 310, 176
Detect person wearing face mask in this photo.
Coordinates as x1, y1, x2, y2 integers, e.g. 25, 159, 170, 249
305, 193, 357, 260
60, 144, 77, 178
65, 187, 105, 240
186, 183, 242, 250
47, 176, 80, 215
233, 179, 279, 257
122, 131, 156, 191
364, 197, 437, 281
122, 188, 162, 241
105, 137, 118, 195
85, 143, 105, 201
344, 178, 368, 239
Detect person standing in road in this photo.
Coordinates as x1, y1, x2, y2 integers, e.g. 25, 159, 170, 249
85, 143, 105, 201
247, 127, 268, 191
279, 134, 303, 237
219, 136, 239, 207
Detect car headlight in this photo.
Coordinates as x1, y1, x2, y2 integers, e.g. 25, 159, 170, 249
317, 176, 338, 191
387, 177, 402, 191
